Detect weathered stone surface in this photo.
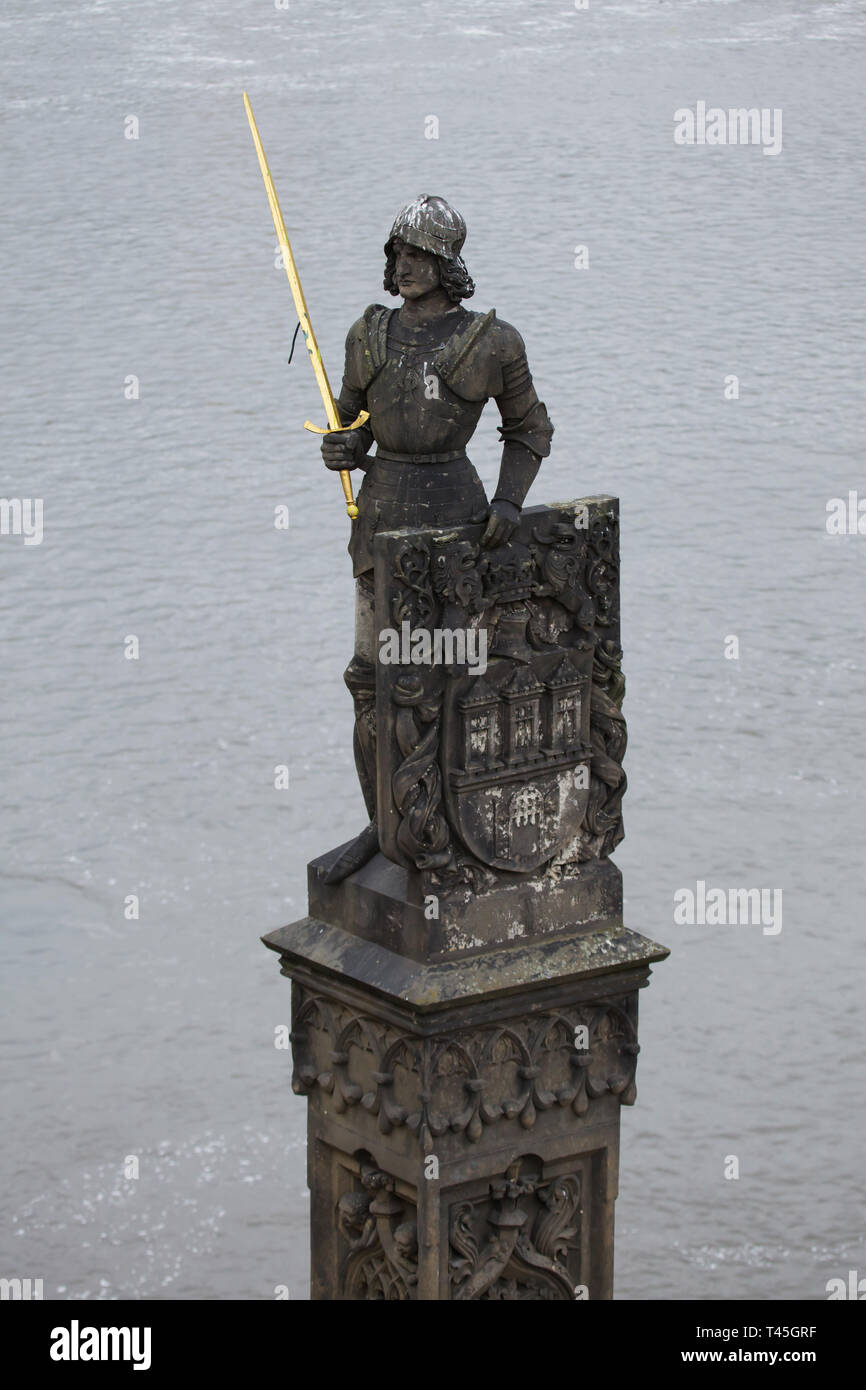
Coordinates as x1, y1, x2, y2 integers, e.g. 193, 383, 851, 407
263, 915, 665, 1299
374, 499, 626, 888
263, 915, 666, 1012
253, 192, 667, 1295
263, 488, 667, 1298
307, 844, 624, 960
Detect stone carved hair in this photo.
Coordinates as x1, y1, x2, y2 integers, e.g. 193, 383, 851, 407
383, 247, 476, 303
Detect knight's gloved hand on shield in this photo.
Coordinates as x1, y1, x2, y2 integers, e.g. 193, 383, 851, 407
481, 498, 520, 548
321, 430, 365, 471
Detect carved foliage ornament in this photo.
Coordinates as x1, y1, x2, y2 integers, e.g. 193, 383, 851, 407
338, 1161, 418, 1301
336, 1155, 584, 1301
291, 989, 639, 1152
450, 1157, 582, 1301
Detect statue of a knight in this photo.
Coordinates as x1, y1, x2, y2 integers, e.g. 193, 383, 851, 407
321, 195, 554, 881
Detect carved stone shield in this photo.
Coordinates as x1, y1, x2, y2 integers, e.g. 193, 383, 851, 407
373, 498, 621, 878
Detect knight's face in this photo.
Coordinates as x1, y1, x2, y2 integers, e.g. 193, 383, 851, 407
393, 240, 440, 299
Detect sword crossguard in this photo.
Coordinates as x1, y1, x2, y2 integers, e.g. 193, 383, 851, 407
302, 410, 370, 437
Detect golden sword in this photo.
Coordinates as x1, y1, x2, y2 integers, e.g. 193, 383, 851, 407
243, 92, 365, 520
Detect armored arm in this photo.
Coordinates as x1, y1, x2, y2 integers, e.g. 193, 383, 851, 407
322, 313, 377, 473
335, 381, 375, 472
483, 328, 554, 545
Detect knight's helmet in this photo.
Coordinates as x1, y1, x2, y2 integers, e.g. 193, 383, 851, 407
385, 195, 469, 271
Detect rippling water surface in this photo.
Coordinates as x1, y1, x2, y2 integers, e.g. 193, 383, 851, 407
2, 0, 864, 1300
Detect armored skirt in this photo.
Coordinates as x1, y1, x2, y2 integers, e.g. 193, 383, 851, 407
348, 452, 489, 578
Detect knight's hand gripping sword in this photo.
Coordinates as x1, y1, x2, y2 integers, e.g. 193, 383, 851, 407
243, 93, 366, 520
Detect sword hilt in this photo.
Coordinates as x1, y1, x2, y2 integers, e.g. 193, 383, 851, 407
303, 410, 369, 519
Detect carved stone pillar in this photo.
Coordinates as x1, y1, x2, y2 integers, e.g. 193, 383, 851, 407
263, 497, 668, 1300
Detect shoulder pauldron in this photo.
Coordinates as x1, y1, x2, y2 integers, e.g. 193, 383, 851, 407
435, 309, 496, 385
345, 304, 395, 391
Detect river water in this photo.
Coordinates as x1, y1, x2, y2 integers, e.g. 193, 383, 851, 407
1, 0, 864, 1300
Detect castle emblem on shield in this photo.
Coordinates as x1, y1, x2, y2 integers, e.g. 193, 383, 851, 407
444, 647, 593, 872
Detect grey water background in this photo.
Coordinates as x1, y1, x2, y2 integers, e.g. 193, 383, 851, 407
1, 0, 864, 1301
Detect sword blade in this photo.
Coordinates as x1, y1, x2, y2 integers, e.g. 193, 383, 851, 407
243, 93, 340, 431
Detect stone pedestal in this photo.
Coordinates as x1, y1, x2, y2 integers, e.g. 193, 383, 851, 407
264, 498, 668, 1299
264, 875, 666, 1300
